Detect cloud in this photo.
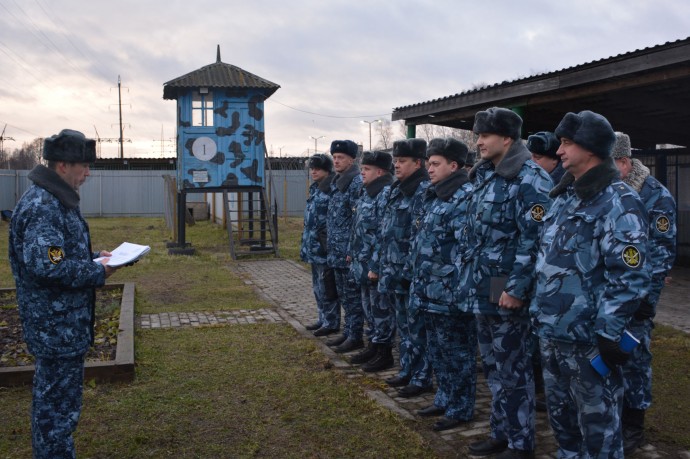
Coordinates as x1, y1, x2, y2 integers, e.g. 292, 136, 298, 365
0, 0, 688, 157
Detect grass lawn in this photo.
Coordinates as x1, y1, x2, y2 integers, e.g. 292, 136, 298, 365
0, 216, 434, 458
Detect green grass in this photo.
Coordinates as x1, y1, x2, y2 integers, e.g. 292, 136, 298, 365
90, 218, 269, 314
276, 216, 305, 264
646, 324, 690, 448
0, 217, 435, 458
1, 325, 433, 458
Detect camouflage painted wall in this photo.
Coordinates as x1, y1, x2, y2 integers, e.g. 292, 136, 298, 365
177, 90, 266, 189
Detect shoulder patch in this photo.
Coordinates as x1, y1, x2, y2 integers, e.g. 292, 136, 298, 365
48, 246, 65, 265
530, 204, 546, 222
655, 215, 670, 233
622, 245, 641, 268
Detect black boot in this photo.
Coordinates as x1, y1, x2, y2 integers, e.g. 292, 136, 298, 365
361, 345, 394, 372
623, 407, 646, 454
350, 342, 377, 364
333, 337, 364, 354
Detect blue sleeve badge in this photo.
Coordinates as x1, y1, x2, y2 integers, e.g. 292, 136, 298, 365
48, 246, 65, 264
622, 245, 641, 268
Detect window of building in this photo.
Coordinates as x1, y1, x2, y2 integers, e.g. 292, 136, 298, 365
192, 90, 214, 127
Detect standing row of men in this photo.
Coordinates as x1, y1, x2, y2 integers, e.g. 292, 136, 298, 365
300, 107, 676, 458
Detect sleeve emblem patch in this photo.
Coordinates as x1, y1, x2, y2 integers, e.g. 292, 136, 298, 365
622, 245, 641, 268
48, 246, 65, 265
655, 215, 670, 233
530, 204, 546, 222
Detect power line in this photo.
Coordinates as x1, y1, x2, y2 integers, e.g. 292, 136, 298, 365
2, 0, 104, 87
268, 98, 391, 119
33, 0, 113, 82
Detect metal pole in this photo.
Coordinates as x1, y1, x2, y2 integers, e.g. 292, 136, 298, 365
118, 75, 124, 159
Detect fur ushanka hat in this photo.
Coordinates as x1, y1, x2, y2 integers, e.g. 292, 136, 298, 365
330, 140, 359, 158
473, 107, 522, 140
527, 131, 560, 159
307, 153, 334, 172
554, 110, 616, 159
426, 138, 469, 165
392, 138, 427, 159
43, 129, 97, 163
611, 132, 632, 159
361, 151, 393, 171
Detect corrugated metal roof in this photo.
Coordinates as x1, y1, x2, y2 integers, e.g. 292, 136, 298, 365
163, 47, 280, 100
393, 36, 690, 112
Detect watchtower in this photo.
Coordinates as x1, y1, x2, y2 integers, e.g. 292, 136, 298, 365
163, 46, 280, 257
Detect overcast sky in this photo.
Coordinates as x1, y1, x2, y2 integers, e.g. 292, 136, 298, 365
1, 0, 689, 158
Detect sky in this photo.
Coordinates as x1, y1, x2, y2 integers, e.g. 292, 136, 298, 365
1, 0, 689, 159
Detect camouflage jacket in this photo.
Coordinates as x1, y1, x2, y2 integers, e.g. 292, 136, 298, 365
327, 164, 362, 269
348, 173, 393, 283
300, 173, 334, 265
378, 167, 430, 294
9, 165, 106, 358
409, 171, 472, 314
623, 159, 676, 309
531, 160, 651, 344
457, 141, 553, 316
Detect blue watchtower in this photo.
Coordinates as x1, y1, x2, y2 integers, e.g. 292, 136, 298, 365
163, 46, 280, 257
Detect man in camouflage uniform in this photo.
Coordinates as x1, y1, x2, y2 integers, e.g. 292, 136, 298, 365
378, 138, 433, 398
326, 140, 364, 353
347, 151, 395, 371
409, 138, 477, 431
527, 131, 566, 185
525, 130, 564, 413
458, 108, 552, 459
9, 129, 118, 459
612, 131, 676, 454
300, 153, 340, 337
532, 112, 651, 458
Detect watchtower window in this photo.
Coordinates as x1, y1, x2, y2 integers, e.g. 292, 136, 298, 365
192, 91, 214, 127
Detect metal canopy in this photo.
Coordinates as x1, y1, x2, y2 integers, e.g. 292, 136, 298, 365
392, 37, 690, 149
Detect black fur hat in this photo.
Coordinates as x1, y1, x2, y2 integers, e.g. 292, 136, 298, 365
426, 138, 469, 165
465, 150, 477, 167
307, 153, 333, 172
43, 129, 96, 163
361, 150, 392, 171
330, 139, 359, 158
392, 138, 427, 159
554, 110, 616, 159
473, 107, 522, 140
527, 131, 560, 159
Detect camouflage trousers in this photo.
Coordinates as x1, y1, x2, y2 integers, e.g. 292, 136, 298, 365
622, 318, 654, 410
32, 354, 85, 459
541, 339, 624, 458
392, 292, 432, 387
477, 314, 535, 451
360, 282, 377, 337
369, 287, 395, 345
425, 311, 477, 420
333, 267, 363, 340
310, 263, 340, 330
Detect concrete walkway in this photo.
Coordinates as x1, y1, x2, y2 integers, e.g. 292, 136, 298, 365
139, 259, 690, 458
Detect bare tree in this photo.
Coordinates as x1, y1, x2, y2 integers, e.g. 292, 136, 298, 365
376, 120, 394, 150
9, 138, 43, 170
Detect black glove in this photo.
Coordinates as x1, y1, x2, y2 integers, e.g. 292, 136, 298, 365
596, 335, 630, 369
633, 300, 654, 321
